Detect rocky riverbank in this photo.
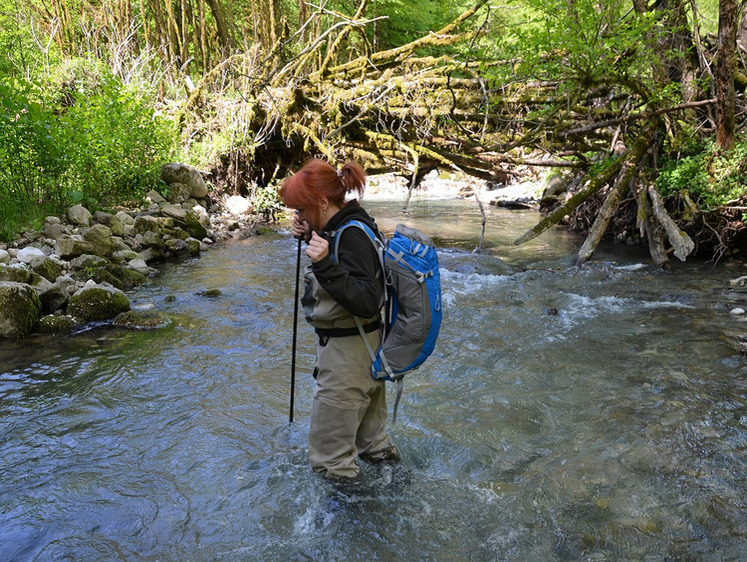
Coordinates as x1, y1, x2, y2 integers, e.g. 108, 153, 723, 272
0, 163, 265, 339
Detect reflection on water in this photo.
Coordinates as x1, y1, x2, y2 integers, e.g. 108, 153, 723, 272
1, 199, 745, 559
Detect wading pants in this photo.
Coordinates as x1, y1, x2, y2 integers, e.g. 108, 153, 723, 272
309, 330, 394, 480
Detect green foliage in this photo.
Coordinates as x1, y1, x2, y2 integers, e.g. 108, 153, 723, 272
657, 137, 747, 210
59, 72, 176, 205
367, 0, 470, 50
0, 67, 176, 241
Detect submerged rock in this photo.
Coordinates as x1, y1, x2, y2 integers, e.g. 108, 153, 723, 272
112, 310, 172, 329
35, 314, 76, 334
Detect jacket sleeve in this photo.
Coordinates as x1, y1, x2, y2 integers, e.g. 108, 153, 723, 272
311, 227, 384, 318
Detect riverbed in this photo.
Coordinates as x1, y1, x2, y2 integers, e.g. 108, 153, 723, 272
1, 198, 745, 559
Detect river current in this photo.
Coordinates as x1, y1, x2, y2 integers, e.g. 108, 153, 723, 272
1, 198, 745, 559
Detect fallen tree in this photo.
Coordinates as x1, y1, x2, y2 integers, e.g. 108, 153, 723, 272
176, 0, 744, 266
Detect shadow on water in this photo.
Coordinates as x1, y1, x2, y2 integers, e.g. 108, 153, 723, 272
1, 198, 746, 559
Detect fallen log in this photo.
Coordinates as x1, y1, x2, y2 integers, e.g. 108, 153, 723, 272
575, 127, 655, 266
647, 184, 695, 261
512, 156, 624, 246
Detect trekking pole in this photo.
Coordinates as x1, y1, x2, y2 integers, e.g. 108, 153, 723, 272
289, 235, 302, 423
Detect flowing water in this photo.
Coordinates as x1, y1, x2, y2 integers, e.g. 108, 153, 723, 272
1, 198, 745, 560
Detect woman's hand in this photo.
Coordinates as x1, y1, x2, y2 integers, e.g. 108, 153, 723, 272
306, 231, 329, 263
292, 214, 311, 242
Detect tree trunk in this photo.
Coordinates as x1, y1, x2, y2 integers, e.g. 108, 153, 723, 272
716, 0, 738, 150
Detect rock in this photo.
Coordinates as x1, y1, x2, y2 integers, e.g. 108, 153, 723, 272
183, 211, 208, 240
167, 182, 192, 204
145, 189, 167, 204
55, 235, 96, 259
113, 249, 142, 263
0, 249, 9, 264
17, 247, 48, 268
197, 288, 222, 297
161, 162, 208, 199
0, 264, 36, 284
40, 282, 70, 314
225, 195, 252, 215
67, 204, 92, 227
34, 314, 76, 334
127, 258, 154, 276
0, 281, 42, 339
32, 257, 64, 282
93, 211, 125, 236
162, 204, 188, 220
729, 276, 747, 291
133, 215, 160, 236
115, 210, 135, 226
43, 221, 68, 240
82, 224, 113, 257
112, 310, 172, 329
730, 307, 746, 315
71, 254, 108, 270
67, 282, 130, 322
70, 256, 146, 290
138, 230, 167, 251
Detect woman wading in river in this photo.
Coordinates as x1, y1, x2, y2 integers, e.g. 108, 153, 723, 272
280, 158, 400, 482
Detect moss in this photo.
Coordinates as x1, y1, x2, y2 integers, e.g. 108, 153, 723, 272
0, 282, 43, 339
112, 310, 172, 329
67, 286, 130, 321
34, 314, 76, 334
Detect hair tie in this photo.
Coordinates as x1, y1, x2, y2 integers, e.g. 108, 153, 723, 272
337, 169, 343, 178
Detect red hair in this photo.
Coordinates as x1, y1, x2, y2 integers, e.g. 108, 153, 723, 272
279, 159, 366, 226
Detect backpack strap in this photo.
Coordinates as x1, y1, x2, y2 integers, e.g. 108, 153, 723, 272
353, 316, 403, 423
330, 219, 388, 308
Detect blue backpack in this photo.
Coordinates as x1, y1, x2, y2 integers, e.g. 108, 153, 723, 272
332, 219, 442, 420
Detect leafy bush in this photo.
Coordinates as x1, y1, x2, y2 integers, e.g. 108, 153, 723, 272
657, 137, 747, 210
0, 69, 176, 240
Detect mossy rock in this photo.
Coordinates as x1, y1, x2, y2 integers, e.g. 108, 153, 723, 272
183, 211, 208, 240
68, 285, 131, 322
33, 258, 64, 282
112, 310, 172, 329
0, 281, 43, 339
34, 314, 76, 334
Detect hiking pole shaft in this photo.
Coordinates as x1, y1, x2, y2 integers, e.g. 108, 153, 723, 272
290, 236, 302, 423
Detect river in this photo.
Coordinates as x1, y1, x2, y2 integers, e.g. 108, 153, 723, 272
1, 198, 745, 559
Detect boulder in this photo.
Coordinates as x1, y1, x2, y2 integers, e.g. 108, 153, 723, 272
0, 249, 9, 264
145, 189, 167, 204
0, 281, 42, 339
112, 310, 172, 329
55, 235, 96, 259
162, 204, 188, 220
133, 215, 160, 236
17, 247, 48, 268
115, 210, 135, 226
67, 205, 92, 227
34, 314, 76, 334
183, 211, 208, 240
167, 182, 192, 204
82, 224, 113, 257
67, 282, 131, 322
93, 211, 125, 236
160, 163, 208, 199
32, 257, 64, 282
127, 258, 154, 276
225, 195, 252, 215
43, 221, 68, 240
